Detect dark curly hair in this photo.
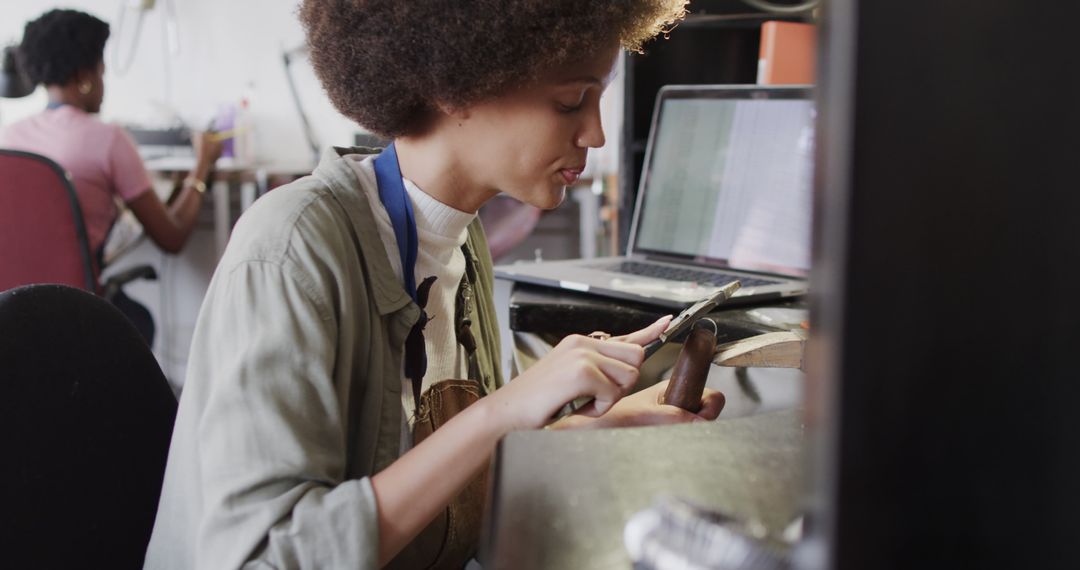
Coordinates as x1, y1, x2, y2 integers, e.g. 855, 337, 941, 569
299, 0, 687, 138
19, 9, 110, 86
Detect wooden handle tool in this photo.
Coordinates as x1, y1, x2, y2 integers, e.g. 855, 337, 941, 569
663, 318, 718, 412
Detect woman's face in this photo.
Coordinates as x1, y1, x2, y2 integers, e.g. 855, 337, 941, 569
448, 44, 620, 210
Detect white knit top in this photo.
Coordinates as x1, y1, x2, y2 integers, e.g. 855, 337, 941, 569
347, 156, 476, 451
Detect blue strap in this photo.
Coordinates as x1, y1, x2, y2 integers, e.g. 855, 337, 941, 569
374, 142, 430, 408
373, 143, 420, 300
45, 101, 66, 110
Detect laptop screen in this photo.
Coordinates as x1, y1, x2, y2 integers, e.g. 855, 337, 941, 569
632, 89, 815, 277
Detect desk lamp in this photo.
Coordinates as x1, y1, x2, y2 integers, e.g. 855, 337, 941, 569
0, 45, 35, 124
0, 45, 33, 98
282, 44, 321, 165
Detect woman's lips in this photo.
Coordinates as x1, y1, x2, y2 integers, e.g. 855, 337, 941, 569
560, 168, 583, 185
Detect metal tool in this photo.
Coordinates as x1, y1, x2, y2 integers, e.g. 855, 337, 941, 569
555, 281, 740, 419
642, 281, 741, 360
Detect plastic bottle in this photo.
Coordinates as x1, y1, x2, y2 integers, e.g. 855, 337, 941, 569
235, 83, 257, 165
214, 103, 236, 159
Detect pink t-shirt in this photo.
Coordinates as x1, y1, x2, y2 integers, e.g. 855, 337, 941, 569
0, 106, 152, 256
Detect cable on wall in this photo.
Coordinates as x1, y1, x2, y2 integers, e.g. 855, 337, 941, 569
111, 2, 146, 76
112, 0, 180, 77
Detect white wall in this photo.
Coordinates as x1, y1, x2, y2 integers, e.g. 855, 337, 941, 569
0, 0, 359, 165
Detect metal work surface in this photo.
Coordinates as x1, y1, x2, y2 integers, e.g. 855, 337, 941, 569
480, 409, 804, 569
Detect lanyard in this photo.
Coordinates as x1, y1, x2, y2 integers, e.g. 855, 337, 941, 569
373, 143, 429, 410
372, 144, 482, 414
373, 143, 420, 300
46, 101, 66, 110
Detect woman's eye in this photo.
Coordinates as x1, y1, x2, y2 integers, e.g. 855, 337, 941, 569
556, 91, 587, 113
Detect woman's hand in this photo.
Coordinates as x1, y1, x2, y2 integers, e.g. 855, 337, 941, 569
483, 315, 673, 433
552, 380, 725, 430
193, 131, 225, 166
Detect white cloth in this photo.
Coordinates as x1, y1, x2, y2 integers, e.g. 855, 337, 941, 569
346, 159, 476, 451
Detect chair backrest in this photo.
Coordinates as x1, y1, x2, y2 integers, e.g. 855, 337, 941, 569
0, 149, 97, 292
0, 284, 177, 568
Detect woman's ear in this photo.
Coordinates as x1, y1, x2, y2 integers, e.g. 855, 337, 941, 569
71, 67, 91, 87
72, 67, 96, 95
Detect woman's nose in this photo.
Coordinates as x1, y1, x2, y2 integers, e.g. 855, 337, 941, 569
575, 104, 606, 149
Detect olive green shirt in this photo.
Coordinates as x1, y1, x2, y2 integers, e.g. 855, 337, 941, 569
144, 147, 502, 569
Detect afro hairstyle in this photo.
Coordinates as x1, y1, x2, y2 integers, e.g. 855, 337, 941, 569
299, 0, 687, 138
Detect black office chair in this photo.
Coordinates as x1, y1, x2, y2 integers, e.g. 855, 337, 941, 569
0, 284, 177, 569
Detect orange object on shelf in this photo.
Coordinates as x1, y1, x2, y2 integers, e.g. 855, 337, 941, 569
757, 21, 817, 85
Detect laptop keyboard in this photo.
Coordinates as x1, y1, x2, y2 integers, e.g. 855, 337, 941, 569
600, 261, 781, 288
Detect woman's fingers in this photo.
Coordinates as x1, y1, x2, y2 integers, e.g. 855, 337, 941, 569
569, 399, 603, 418
696, 389, 726, 420
532, 341, 638, 415
586, 349, 640, 391
542, 325, 687, 422
611, 314, 673, 346
571, 361, 627, 416
561, 334, 645, 368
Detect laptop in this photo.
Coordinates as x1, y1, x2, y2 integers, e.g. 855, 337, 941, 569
495, 85, 815, 309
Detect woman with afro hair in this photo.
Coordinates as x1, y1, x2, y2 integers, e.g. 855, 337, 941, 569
146, 1, 722, 568
0, 9, 222, 344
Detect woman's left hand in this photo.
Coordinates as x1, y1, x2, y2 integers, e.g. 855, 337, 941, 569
552, 380, 725, 430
